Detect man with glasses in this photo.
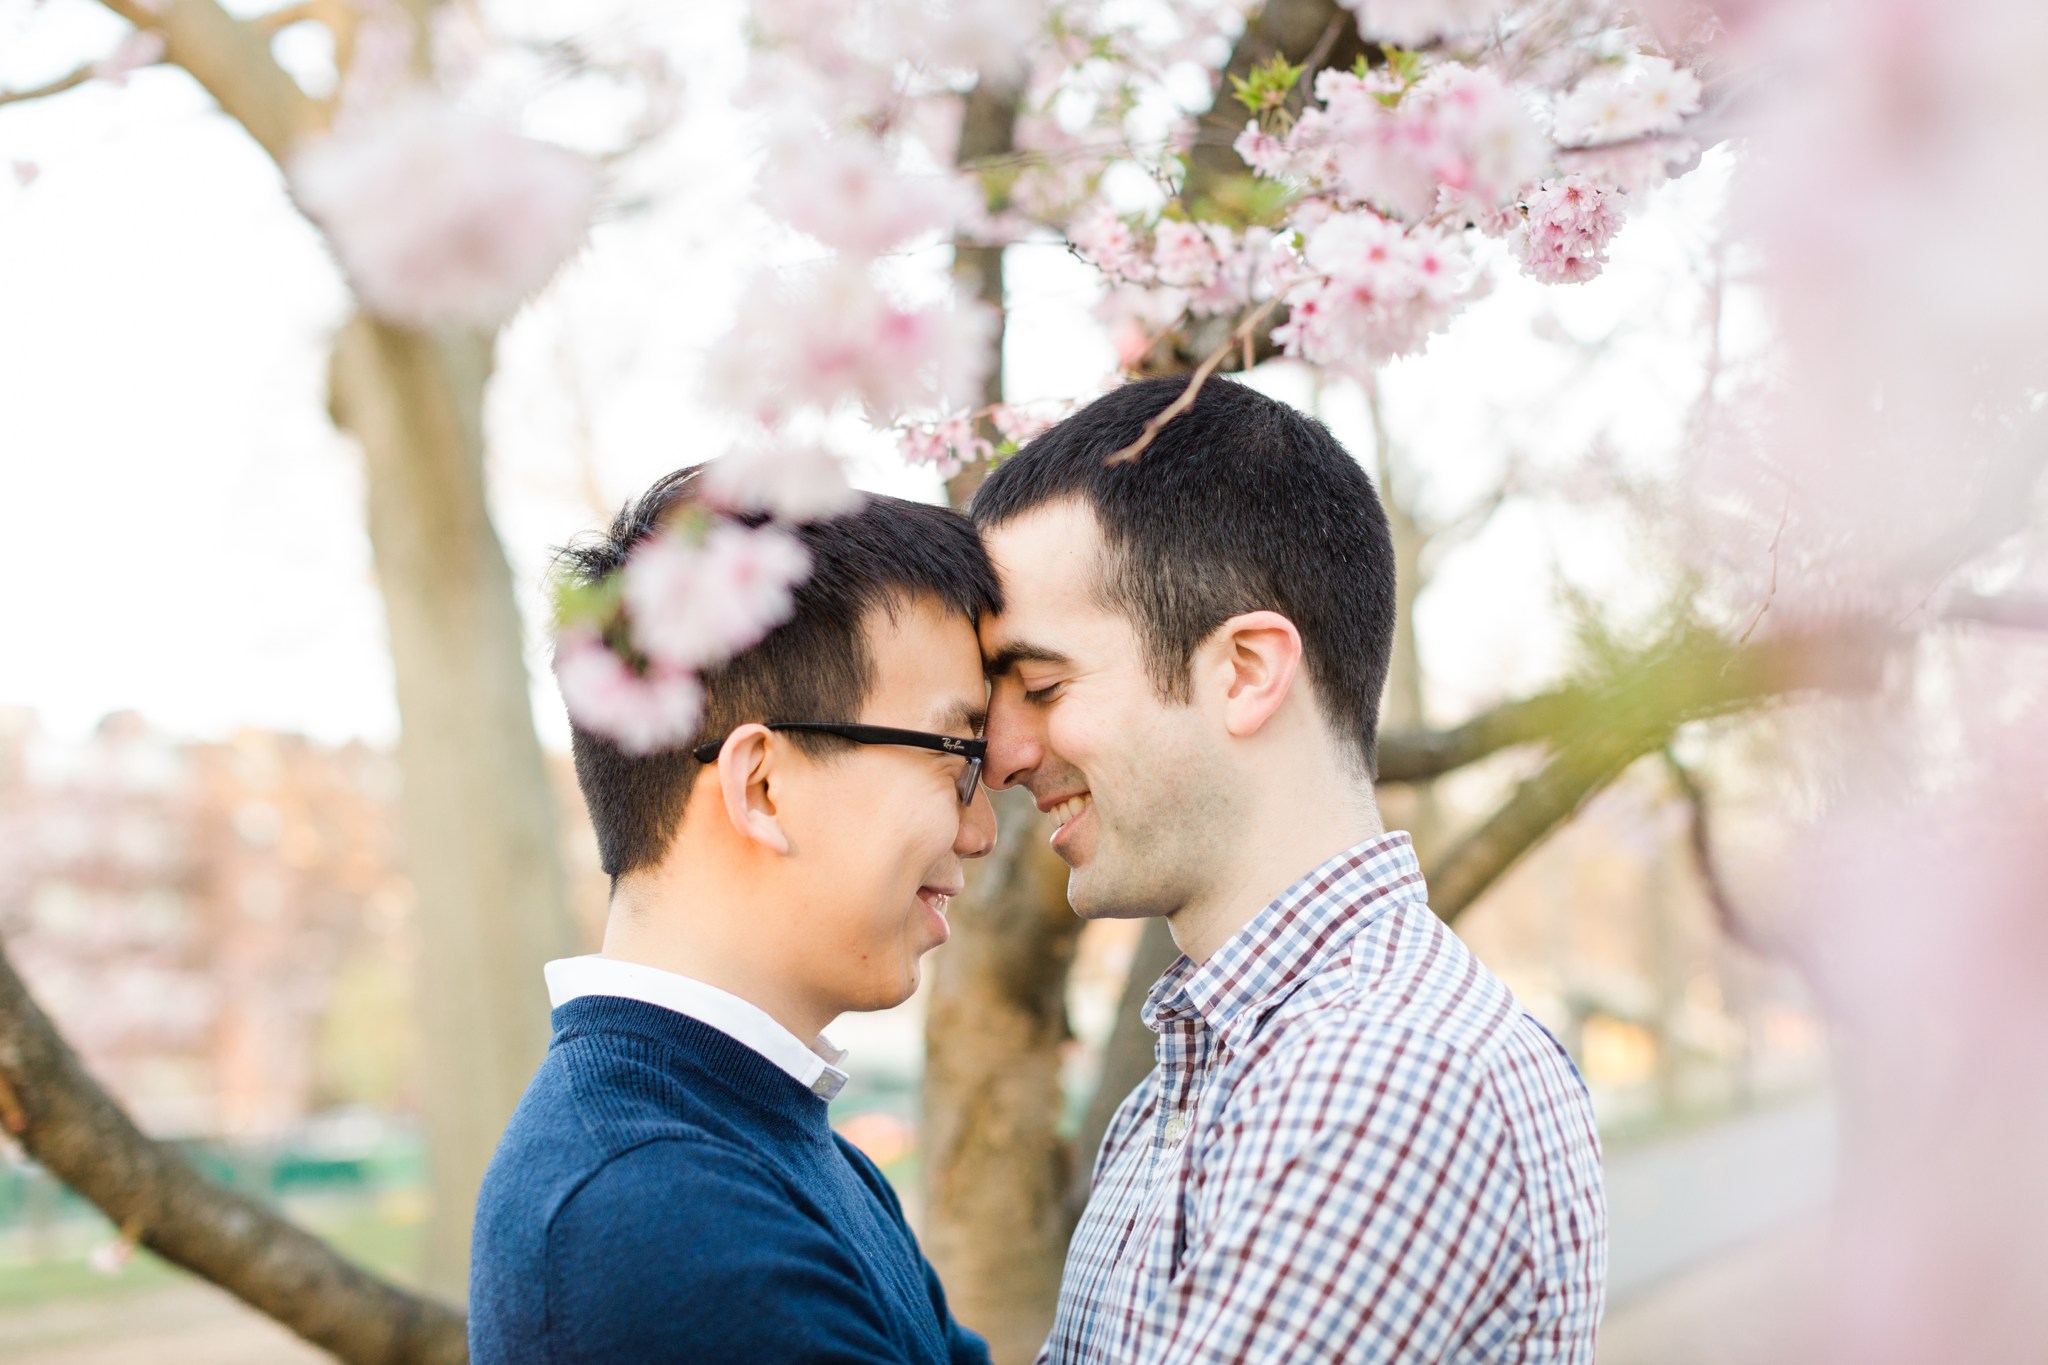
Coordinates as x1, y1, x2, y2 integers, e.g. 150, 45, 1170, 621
470, 468, 995, 1364
973, 376, 1607, 1363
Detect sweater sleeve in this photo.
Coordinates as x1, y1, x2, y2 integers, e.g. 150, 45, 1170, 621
835, 1137, 993, 1365
545, 1137, 917, 1364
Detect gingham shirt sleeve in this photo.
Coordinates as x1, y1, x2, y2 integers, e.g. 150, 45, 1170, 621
1129, 1021, 1534, 1364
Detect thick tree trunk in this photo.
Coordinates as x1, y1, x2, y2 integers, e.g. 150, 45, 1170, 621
920, 789, 1083, 1365
0, 939, 467, 1364
329, 315, 576, 1295
923, 77, 1093, 1364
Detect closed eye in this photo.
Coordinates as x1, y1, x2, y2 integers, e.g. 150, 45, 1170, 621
1023, 682, 1064, 705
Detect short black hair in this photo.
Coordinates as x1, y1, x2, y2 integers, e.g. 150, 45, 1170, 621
970, 374, 1396, 775
555, 468, 1001, 877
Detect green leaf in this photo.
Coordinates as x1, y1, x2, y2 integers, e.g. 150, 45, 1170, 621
1232, 53, 1304, 117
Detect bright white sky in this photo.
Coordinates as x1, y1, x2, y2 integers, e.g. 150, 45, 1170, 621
0, 0, 1756, 750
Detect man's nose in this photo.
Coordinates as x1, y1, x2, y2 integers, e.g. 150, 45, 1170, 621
956, 783, 997, 859
981, 691, 1042, 792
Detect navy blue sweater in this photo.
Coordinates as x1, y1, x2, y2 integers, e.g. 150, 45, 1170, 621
469, 995, 990, 1365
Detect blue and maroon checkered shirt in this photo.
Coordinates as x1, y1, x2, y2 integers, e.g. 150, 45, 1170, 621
1043, 832, 1606, 1363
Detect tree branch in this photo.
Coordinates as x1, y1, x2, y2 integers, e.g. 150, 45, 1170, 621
1425, 622, 1896, 921
0, 65, 97, 110
1661, 750, 1765, 954
254, 1, 322, 35
93, 0, 326, 167
1944, 590, 2048, 634
0, 938, 467, 1365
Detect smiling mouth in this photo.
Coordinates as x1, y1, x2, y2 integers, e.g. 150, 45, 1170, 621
916, 886, 955, 944
1046, 793, 1091, 840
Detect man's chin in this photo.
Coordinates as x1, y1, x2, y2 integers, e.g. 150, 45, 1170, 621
1065, 867, 1161, 922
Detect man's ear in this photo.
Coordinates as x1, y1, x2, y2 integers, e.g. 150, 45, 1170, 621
1211, 610, 1302, 741
714, 723, 792, 855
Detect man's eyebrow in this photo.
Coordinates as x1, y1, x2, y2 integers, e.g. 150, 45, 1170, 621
932, 698, 990, 737
983, 642, 1071, 678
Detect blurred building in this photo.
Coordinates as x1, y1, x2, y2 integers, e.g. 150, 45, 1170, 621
0, 708, 411, 1140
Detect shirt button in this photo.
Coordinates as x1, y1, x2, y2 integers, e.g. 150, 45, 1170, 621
1163, 1114, 1187, 1145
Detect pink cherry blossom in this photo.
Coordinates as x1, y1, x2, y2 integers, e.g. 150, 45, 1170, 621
990, 403, 1061, 445
1552, 55, 1704, 148
1272, 213, 1471, 370
700, 442, 863, 523
1767, 704, 2048, 1362
1510, 173, 1623, 284
1151, 219, 1226, 290
1068, 205, 1152, 283
1340, 0, 1514, 48
896, 0, 1041, 78
708, 262, 996, 422
92, 30, 165, 85
1233, 121, 1291, 178
289, 96, 601, 330
1095, 282, 1193, 369
623, 523, 811, 672
551, 626, 704, 757
898, 412, 993, 478
758, 128, 975, 260
1296, 63, 1547, 223
11, 161, 38, 188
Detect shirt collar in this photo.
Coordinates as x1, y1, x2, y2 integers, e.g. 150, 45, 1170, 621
544, 955, 850, 1100
1143, 831, 1426, 1040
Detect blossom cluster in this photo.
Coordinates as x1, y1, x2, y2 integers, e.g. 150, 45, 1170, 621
1270, 215, 1471, 369
553, 520, 818, 756
291, 97, 601, 330
1509, 174, 1622, 284
1551, 56, 1704, 149
1189, 39, 1705, 373
1284, 63, 1549, 223
280, 10, 639, 333
557, 0, 1026, 752
897, 413, 994, 479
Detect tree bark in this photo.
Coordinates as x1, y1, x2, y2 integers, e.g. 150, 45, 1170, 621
0, 939, 468, 1364
921, 78, 1098, 1365
946, 75, 1022, 508
329, 316, 576, 1294
94, 0, 328, 162
920, 789, 1084, 1365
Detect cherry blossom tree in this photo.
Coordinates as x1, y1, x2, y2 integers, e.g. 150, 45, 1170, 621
2, 0, 2045, 1362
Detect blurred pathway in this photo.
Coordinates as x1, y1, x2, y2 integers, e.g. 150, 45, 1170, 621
1598, 1096, 1837, 1364
0, 1282, 327, 1364
1605, 1097, 1833, 1301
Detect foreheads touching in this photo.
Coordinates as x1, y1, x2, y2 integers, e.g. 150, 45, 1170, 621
968, 375, 1398, 777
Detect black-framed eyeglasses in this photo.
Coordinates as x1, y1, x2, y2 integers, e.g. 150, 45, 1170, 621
692, 722, 986, 805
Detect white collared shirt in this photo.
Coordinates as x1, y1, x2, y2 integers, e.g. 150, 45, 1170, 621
544, 955, 849, 1101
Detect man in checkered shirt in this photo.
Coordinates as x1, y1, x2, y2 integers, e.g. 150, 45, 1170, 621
970, 376, 1606, 1363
